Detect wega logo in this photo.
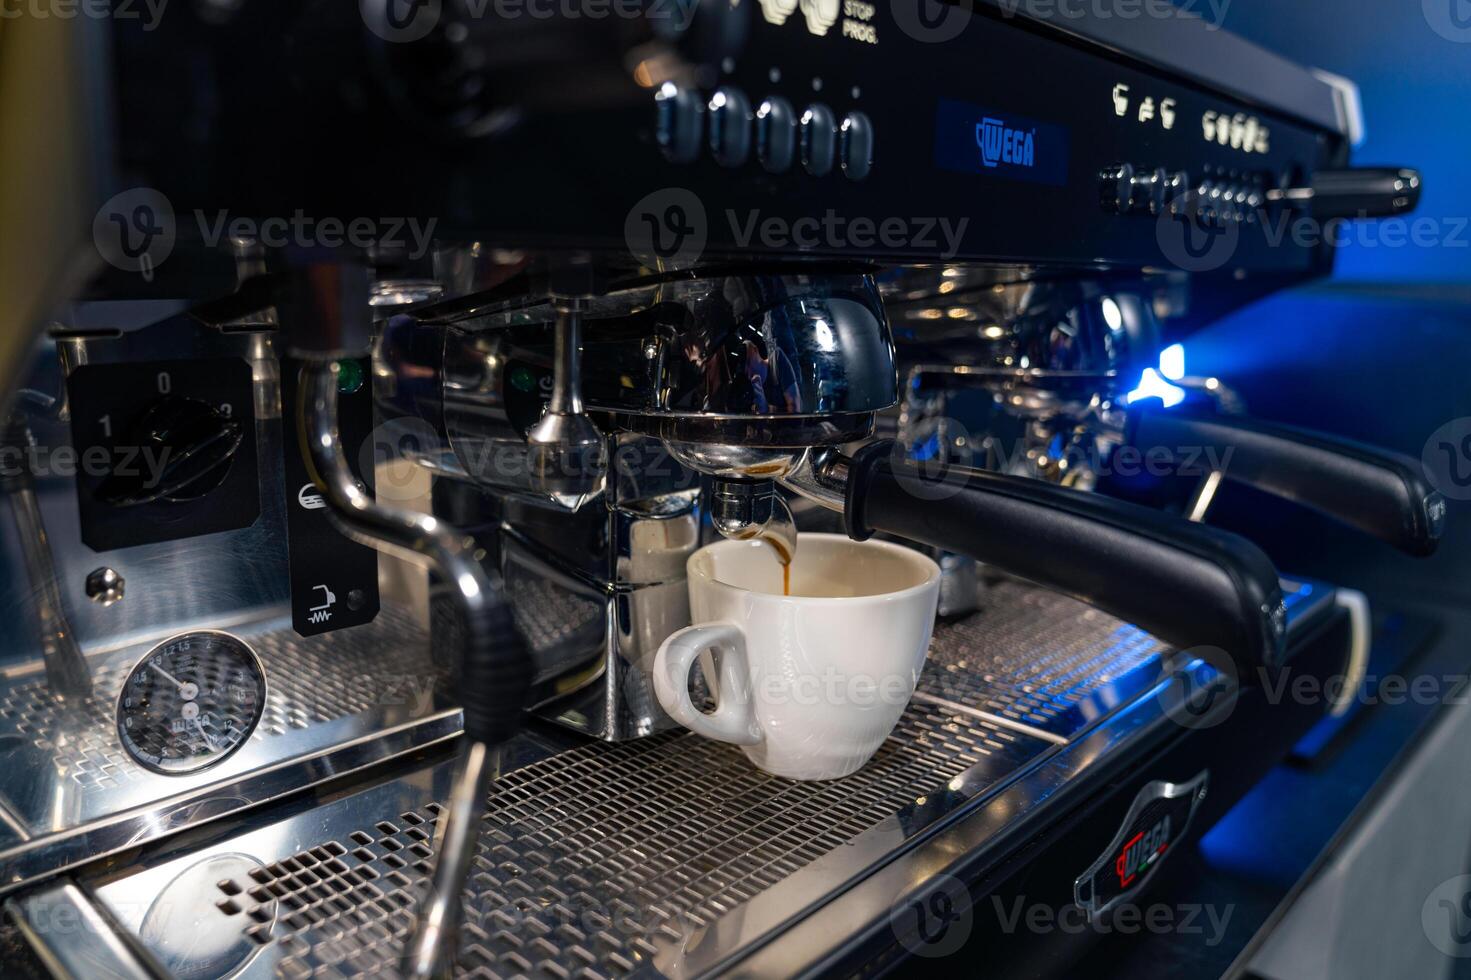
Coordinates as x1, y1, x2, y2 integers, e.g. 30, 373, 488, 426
976, 117, 1036, 170
935, 99, 1067, 187
1116, 815, 1171, 889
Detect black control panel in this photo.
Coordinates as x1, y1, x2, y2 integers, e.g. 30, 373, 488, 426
102, 0, 1342, 278
67, 358, 260, 551
629, 10, 1335, 272
280, 358, 380, 638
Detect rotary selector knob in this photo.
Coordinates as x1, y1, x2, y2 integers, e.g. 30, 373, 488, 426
96, 396, 244, 506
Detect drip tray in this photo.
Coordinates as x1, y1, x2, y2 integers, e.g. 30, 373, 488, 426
75, 585, 1179, 979
90, 701, 1048, 979
918, 579, 1171, 741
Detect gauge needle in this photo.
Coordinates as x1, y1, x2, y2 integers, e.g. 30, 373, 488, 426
149, 661, 185, 691
192, 716, 217, 751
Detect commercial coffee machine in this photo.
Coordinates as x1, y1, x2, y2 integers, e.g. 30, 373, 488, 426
0, 1, 1441, 977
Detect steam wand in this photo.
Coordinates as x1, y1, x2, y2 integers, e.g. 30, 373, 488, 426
299, 361, 531, 979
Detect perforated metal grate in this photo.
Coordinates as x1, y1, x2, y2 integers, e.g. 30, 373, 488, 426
0, 606, 433, 789
920, 580, 1168, 737
207, 700, 1033, 979
502, 576, 605, 656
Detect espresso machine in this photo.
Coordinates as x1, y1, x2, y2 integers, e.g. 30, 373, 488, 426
0, 1, 1444, 977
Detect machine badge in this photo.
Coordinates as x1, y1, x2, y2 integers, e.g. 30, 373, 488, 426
1074, 772, 1209, 918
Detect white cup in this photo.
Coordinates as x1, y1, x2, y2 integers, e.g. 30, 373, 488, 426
653, 533, 941, 780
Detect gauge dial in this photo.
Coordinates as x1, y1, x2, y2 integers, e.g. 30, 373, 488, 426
117, 631, 266, 775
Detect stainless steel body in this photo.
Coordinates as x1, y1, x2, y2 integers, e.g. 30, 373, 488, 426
10, 578, 1339, 979
378, 271, 898, 740
0, 2, 1424, 975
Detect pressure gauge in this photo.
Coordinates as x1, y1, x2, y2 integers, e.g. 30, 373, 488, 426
117, 631, 266, 775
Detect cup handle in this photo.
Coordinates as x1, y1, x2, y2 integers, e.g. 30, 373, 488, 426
653, 623, 761, 746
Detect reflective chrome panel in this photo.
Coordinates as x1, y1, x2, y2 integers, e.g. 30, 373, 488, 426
0, 606, 455, 892
5, 880, 155, 980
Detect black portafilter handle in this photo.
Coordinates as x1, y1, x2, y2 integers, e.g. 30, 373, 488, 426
842, 441, 1287, 671
1300, 167, 1422, 220
1126, 407, 1445, 557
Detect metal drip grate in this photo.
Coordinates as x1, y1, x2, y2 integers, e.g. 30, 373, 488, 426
249, 608, 438, 736
0, 606, 434, 790
207, 700, 1032, 979
502, 576, 605, 655
920, 579, 1169, 738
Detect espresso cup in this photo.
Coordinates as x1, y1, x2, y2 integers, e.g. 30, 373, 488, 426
653, 533, 941, 780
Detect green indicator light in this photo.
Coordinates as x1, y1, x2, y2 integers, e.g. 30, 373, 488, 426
509, 365, 536, 394
335, 358, 365, 395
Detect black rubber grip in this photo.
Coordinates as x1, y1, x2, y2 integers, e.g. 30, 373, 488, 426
451, 582, 534, 746
1308, 167, 1421, 219
1127, 407, 1444, 557
845, 441, 1287, 670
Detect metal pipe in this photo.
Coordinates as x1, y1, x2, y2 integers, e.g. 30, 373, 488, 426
546, 300, 584, 417
299, 360, 523, 980
8, 485, 90, 697
401, 741, 501, 979
2, 415, 90, 698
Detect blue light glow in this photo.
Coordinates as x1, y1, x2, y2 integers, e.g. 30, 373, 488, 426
1159, 343, 1186, 382
1127, 368, 1186, 408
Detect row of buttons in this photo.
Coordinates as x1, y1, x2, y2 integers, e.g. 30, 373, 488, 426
1099, 164, 1188, 215
655, 82, 873, 180
1195, 179, 1266, 224
1100, 164, 1266, 223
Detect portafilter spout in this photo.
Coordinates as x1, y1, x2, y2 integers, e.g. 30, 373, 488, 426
708, 477, 798, 564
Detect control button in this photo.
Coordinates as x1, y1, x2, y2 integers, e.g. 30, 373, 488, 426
800, 103, 836, 176
1136, 167, 1169, 215
756, 96, 797, 173
1162, 171, 1190, 215
1100, 163, 1135, 213
655, 82, 703, 163
839, 111, 873, 180
708, 87, 752, 167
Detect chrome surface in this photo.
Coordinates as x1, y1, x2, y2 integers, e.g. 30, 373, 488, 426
0, 605, 451, 890
707, 477, 797, 564
493, 474, 702, 741
6, 880, 156, 980
91, 698, 1046, 980
934, 550, 983, 618
5, 476, 90, 698
777, 446, 850, 514
890, 285, 1157, 489
76, 577, 1282, 979
66, 577, 1342, 978
444, 273, 899, 426
1072, 771, 1211, 917
83, 567, 124, 606
374, 272, 896, 740
728, 659, 1230, 979
524, 301, 606, 506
